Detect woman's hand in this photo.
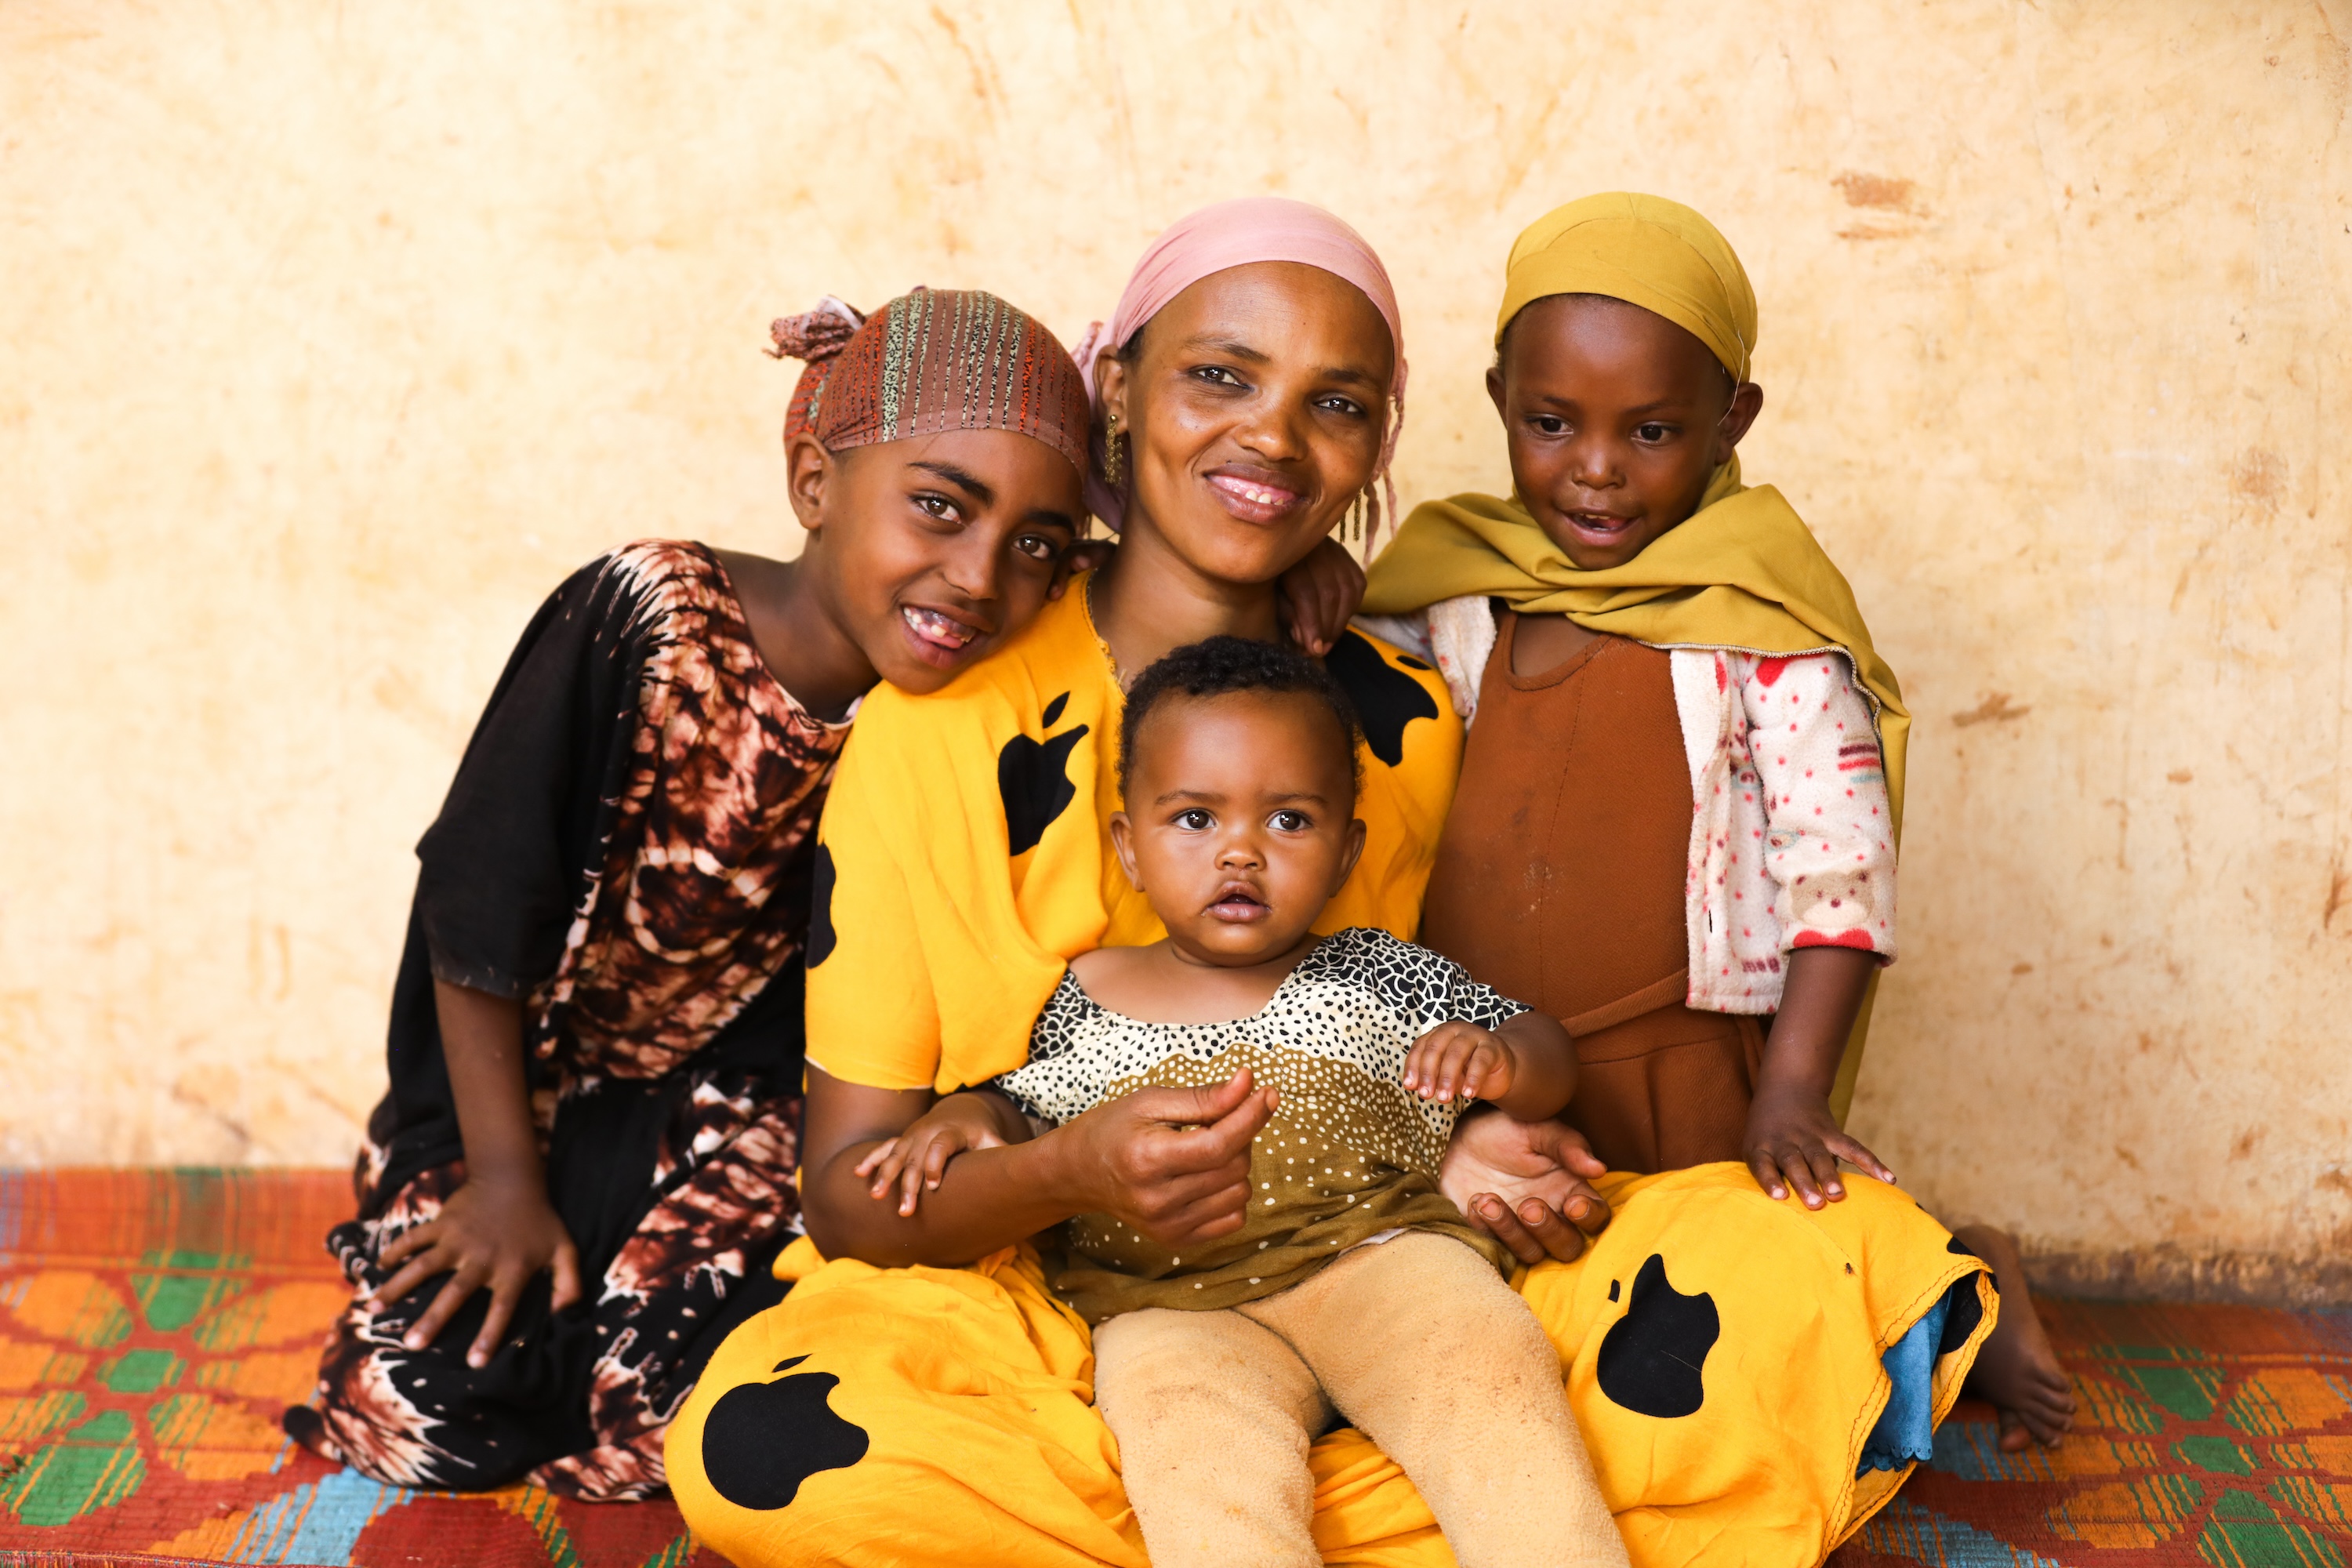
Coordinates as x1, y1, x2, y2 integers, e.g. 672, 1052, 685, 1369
1053, 1070, 1277, 1250
1742, 1085, 1894, 1209
1278, 537, 1367, 657
801, 1065, 1272, 1267
372, 1176, 583, 1369
1439, 1106, 1613, 1265
856, 1090, 1025, 1217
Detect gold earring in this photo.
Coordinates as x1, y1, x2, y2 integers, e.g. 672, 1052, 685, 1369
1105, 413, 1123, 490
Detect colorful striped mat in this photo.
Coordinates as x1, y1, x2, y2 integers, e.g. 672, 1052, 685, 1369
1835, 1298, 2352, 1568
0, 1170, 712, 1567
2, 1170, 2346, 1566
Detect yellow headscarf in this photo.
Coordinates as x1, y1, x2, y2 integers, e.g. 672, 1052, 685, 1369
1363, 192, 1907, 1116
1496, 191, 1757, 376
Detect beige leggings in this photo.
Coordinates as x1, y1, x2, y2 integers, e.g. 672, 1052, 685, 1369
1091, 1230, 1628, 1568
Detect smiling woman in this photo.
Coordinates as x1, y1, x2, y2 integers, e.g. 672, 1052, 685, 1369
666, 200, 1635, 1568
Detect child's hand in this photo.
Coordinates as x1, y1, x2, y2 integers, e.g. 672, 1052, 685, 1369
1403, 1021, 1517, 1105
1278, 536, 1367, 658
855, 1091, 1017, 1217
372, 1176, 583, 1369
1051, 539, 1117, 600
1742, 1085, 1896, 1209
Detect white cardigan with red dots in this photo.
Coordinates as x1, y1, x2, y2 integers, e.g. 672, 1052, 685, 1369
1360, 597, 1897, 1016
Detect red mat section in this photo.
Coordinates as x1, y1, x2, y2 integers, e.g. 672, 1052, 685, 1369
1835, 1299, 2352, 1566
3, 1169, 2346, 1566
0, 1169, 717, 1566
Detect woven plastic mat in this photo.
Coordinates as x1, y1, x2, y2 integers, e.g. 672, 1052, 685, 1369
0, 1169, 710, 1566
6, 1169, 2348, 1566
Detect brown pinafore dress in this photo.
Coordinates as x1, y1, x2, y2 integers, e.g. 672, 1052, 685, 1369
1418, 612, 1766, 1175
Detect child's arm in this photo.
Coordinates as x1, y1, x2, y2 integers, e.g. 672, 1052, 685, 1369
853, 1088, 1034, 1217
1746, 951, 1896, 1207
370, 981, 584, 1367
1403, 1008, 1576, 1122
1733, 650, 1901, 1208
1276, 536, 1367, 657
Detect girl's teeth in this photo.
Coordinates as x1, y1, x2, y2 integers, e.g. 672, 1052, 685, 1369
902, 607, 974, 648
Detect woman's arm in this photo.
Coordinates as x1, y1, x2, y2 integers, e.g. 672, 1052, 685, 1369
372, 982, 583, 1366
799, 1065, 1280, 1269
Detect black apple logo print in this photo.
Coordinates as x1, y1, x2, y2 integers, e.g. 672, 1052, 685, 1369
1596, 1253, 1720, 1418
1326, 632, 1438, 766
999, 691, 1088, 855
804, 843, 838, 968
701, 1356, 871, 1511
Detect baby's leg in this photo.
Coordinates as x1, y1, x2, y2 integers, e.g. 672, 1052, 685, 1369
1247, 1232, 1628, 1568
1092, 1305, 1332, 1568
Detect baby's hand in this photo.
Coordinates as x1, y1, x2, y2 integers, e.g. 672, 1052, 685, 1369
1403, 1022, 1517, 1106
855, 1091, 1016, 1218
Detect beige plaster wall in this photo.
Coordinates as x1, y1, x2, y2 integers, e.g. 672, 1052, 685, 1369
5, 0, 2347, 1288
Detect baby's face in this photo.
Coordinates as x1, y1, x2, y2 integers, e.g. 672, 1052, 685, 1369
1486, 294, 1759, 571
1112, 691, 1364, 967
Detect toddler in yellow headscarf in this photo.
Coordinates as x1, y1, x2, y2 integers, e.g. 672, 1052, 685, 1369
1360, 192, 2075, 1452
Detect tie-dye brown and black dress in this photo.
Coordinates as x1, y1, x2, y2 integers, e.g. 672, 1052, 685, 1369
285, 539, 844, 1501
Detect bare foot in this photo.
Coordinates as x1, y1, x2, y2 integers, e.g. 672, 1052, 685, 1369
1954, 1223, 2076, 1450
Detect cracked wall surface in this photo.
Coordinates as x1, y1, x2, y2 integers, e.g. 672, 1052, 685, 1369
4, 0, 2347, 1274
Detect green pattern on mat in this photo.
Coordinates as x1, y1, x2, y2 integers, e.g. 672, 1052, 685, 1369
7, 1171, 2350, 1567
1837, 1300, 2352, 1568
2, 1168, 724, 1565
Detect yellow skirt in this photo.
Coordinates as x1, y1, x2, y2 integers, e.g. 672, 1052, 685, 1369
666, 1166, 1991, 1568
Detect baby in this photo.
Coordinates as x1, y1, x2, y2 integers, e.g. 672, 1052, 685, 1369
864, 635, 1627, 1568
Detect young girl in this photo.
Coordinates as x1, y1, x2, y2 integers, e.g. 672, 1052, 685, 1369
872, 635, 1627, 1568
1359, 191, 2076, 1453
285, 288, 1102, 1499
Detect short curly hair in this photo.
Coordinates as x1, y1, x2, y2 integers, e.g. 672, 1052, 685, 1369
1118, 636, 1363, 802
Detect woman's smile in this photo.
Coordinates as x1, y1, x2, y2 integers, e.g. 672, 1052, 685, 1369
1203, 463, 1308, 525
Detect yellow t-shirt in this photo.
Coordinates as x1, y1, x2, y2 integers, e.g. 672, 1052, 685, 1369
806, 575, 1464, 1094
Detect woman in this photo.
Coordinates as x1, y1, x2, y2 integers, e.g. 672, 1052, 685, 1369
669, 202, 1989, 1568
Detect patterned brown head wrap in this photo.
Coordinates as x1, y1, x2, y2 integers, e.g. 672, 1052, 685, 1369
768, 289, 1091, 481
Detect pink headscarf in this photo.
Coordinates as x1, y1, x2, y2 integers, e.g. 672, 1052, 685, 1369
1072, 198, 1408, 543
